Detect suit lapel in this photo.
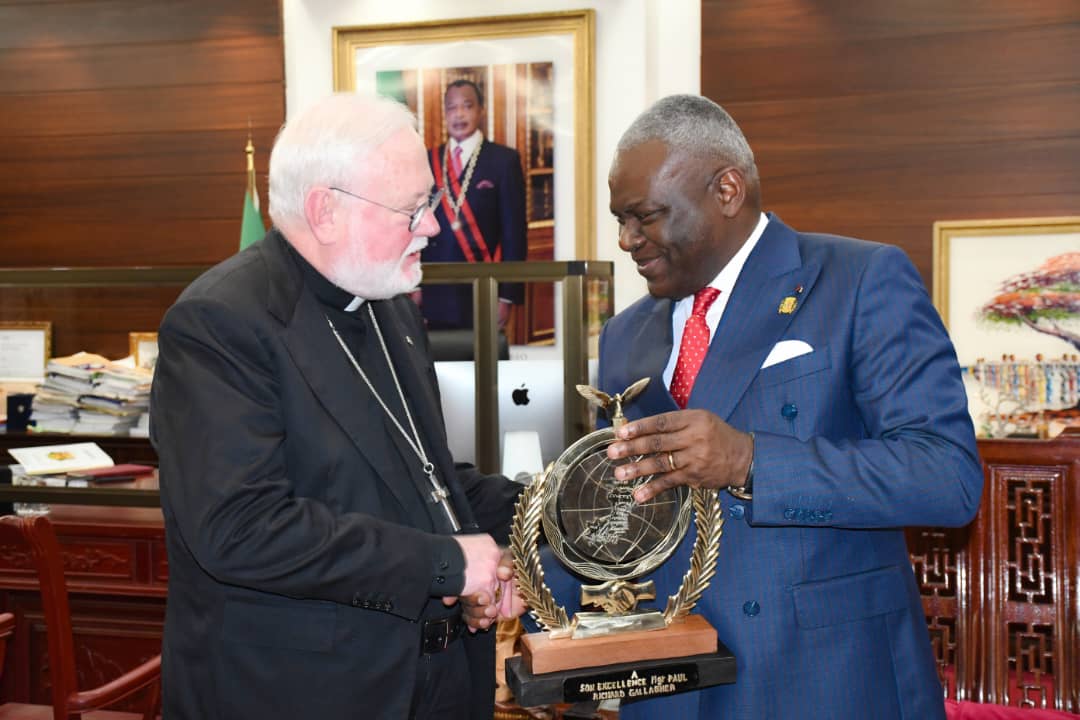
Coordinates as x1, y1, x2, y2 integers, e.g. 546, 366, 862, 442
273, 274, 421, 519
371, 299, 471, 532
625, 297, 680, 417
689, 215, 822, 420
371, 301, 454, 478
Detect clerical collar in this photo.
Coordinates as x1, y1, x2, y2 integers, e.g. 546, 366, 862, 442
286, 242, 366, 312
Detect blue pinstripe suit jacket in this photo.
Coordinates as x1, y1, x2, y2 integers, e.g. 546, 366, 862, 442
583, 215, 982, 719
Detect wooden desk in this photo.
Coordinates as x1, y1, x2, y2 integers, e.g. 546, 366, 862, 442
0, 484, 165, 706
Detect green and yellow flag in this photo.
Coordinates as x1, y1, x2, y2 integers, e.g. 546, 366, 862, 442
239, 135, 265, 250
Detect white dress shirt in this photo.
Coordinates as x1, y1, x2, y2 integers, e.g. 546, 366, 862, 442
663, 213, 770, 389
448, 129, 483, 169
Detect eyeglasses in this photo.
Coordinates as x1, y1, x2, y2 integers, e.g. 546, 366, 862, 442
329, 186, 445, 233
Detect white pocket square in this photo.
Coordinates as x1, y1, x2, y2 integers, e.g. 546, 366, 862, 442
761, 340, 814, 369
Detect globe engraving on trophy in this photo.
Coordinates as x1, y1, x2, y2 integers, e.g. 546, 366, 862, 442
556, 446, 683, 565
543, 428, 691, 582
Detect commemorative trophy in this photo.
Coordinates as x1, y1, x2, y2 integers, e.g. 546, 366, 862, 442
505, 379, 736, 708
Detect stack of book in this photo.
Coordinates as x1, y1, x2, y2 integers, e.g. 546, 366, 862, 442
31, 353, 152, 436
29, 355, 101, 433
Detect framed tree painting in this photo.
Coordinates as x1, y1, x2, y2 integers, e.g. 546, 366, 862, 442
934, 216, 1080, 436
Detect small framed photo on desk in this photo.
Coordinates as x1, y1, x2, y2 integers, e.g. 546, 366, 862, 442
0, 321, 51, 382
129, 332, 159, 371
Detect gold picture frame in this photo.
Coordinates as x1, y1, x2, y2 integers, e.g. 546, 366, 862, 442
332, 10, 595, 261
129, 332, 159, 370
0, 321, 52, 382
933, 216, 1080, 366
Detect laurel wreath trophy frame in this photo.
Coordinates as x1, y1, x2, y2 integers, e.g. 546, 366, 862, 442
506, 379, 736, 707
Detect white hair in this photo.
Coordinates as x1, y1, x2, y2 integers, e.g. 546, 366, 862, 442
268, 93, 418, 228
616, 94, 758, 184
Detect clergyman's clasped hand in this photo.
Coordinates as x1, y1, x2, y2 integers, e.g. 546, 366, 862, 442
606, 409, 754, 503
444, 537, 526, 632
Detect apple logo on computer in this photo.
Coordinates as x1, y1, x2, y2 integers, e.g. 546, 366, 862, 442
511, 383, 530, 406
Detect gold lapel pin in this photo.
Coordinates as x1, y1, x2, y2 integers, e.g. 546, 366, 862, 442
778, 296, 798, 314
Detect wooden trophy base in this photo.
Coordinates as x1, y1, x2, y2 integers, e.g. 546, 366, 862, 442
508, 616, 736, 707
520, 614, 717, 674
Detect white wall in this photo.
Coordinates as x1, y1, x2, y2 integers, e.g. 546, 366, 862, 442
282, 0, 700, 313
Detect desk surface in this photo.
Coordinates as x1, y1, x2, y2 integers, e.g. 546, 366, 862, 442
0, 471, 161, 509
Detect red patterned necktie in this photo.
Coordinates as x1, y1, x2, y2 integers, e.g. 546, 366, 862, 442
451, 145, 464, 177
669, 287, 722, 409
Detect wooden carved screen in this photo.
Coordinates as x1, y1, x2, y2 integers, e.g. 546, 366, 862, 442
908, 524, 972, 700
907, 435, 1080, 712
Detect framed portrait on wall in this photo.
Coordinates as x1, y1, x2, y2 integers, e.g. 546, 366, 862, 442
333, 11, 595, 346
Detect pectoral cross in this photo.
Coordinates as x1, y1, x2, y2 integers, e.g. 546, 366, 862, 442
423, 462, 461, 532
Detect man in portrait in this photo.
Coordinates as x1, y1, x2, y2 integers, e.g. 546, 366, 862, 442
419, 79, 527, 331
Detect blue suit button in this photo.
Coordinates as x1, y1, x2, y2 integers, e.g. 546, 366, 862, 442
783, 508, 795, 520
729, 504, 745, 519
743, 600, 760, 617
781, 403, 798, 419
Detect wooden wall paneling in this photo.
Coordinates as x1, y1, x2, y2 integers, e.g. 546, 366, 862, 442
0, 220, 254, 267
0, 129, 277, 188
0, 84, 284, 139
0, 0, 281, 49
0, 286, 185, 358
705, 0, 1080, 51
705, 25, 1080, 102
0, 36, 284, 94
0, 0, 284, 359
701, 1, 1080, 290
721, 84, 1080, 152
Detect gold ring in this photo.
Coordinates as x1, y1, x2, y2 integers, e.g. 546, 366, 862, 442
667, 451, 677, 472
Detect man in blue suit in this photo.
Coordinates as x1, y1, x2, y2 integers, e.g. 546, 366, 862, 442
593, 95, 983, 719
419, 79, 527, 330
